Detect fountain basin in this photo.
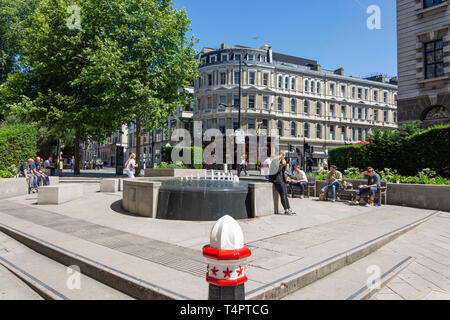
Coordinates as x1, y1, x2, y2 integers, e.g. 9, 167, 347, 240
156, 179, 251, 221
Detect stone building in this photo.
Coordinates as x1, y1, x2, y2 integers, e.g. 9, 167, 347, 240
194, 43, 398, 167
397, 0, 450, 127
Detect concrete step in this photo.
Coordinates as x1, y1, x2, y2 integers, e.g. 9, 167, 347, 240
0, 232, 133, 300
0, 264, 43, 300
282, 248, 415, 300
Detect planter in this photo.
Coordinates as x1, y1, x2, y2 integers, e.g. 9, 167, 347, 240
0, 177, 59, 200
387, 183, 450, 212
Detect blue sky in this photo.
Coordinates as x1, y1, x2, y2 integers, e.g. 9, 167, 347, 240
173, 0, 397, 78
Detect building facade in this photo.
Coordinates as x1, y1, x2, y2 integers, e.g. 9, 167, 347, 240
397, 0, 450, 127
194, 43, 398, 167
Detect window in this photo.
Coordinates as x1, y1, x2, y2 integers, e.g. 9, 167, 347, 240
208, 74, 213, 86
233, 119, 239, 131
247, 54, 255, 61
304, 123, 310, 138
373, 90, 378, 102
341, 127, 346, 141
221, 54, 228, 62
210, 56, 217, 63
285, 76, 289, 89
207, 97, 212, 110
234, 71, 240, 85
311, 81, 315, 93
248, 118, 256, 130
277, 121, 283, 136
358, 108, 362, 119
364, 89, 369, 100
291, 78, 296, 90
423, 0, 444, 9
290, 99, 297, 113
262, 96, 269, 109
219, 95, 226, 106
304, 100, 309, 114
218, 119, 226, 134
278, 76, 283, 88
341, 105, 346, 118
220, 72, 226, 85
352, 128, 356, 141
329, 83, 335, 96
384, 110, 388, 122
358, 128, 362, 141
383, 92, 388, 103
394, 112, 397, 123
341, 86, 346, 98
330, 125, 335, 140
233, 96, 239, 108
291, 122, 297, 137
248, 95, 255, 108
316, 124, 322, 139
352, 87, 356, 99
425, 40, 444, 79
374, 110, 379, 121
263, 73, 269, 86
249, 72, 256, 85
316, 102, 322, 115
330, 104, 335, 117
358, 88, 362, 99
277, 97, 283, 111
304, 80, 309, 92
234, 53, 241, 61
317, 82, 321, 94
261, 119, 268, 129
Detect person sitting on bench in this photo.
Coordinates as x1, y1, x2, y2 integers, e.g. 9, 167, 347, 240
33, 156, 50, 186
349, 167, 381, 206
320, 165, 343, 203
288, 165, 308, 198
19, 159, 39, 193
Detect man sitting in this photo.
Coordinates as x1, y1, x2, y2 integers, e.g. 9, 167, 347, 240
19, 159, 39, 193
320, 165, 343, 203
288, 165, 308, 198
33, 156, 50, 186
349, 167, 381, 206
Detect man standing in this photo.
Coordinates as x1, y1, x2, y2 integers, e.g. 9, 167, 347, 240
320, 165, 343, 203
349, 167, 381, 206
288, 165, 308, 198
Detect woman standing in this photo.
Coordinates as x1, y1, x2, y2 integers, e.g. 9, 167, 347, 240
269, 151, 296, 216
238, 154, 248, 177
125, 153, 138, 178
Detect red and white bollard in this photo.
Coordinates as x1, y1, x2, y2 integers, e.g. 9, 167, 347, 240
203, 215, 251, 300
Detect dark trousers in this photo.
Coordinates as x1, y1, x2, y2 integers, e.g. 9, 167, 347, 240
289, 181, 306, 195
273, 182, 290, 211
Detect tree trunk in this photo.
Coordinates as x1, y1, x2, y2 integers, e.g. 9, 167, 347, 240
135, 119, 141, 177
74, 130, 81, 176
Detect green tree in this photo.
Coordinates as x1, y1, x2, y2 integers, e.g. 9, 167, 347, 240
2, 0, 198, 175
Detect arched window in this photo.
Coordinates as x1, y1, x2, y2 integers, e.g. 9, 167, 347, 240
317, 82, 321, 94
285, 76, 289, 89
311, 81, 315, 93
277, 121, 283, 136
316, 102, 322, 115
278, 76, 283, 88
304, 100, 309, 114
304, 122, 310, 138
291, 122, 297, 137
316, 124, 322, 139
291, 78, 296, 90
304, 80, 309, 92
290, 99, 297, 113
277, 97, 283, 111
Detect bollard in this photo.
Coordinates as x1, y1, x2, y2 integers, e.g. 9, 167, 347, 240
203, 215, 251, 300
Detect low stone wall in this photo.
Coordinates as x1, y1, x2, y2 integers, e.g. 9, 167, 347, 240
387, 183, 450, 212
122, 178, 162, 218
0, 177, 59, 200
144, 168, 206, 178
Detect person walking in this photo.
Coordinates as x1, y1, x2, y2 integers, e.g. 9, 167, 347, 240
238, 154, 248, 177
125, 153, 138, 178
268, 151, 296, 216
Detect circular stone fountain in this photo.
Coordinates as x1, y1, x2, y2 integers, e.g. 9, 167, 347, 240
156, 179, 251, 221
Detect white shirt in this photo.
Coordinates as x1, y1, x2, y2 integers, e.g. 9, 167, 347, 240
126, 159, 135, 172
293, 170, 308, 182
263, 158, 271, 176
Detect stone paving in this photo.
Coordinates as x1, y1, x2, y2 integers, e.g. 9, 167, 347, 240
371, 211, 450, 300
0, 263, 42, 300
0, 183, 443, 299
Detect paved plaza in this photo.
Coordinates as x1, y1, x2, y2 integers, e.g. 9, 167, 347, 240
0, 182, 448, 300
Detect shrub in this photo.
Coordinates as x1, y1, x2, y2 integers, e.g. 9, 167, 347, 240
328, 145, 366, 170
0, 170, 15, 178
0, 124, 36, 174
161, 146, 203, 169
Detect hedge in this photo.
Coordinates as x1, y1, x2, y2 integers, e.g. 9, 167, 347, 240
161, 146, 203, 169
0, 124, 37, 174
328, 125, 450, 177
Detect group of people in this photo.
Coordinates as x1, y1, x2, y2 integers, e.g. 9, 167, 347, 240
319, 165, 381, 206
18, 157, 51, 193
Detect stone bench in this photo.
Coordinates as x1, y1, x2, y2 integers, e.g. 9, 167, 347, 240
38, 184, 84, 205
100, 179, 121, 193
